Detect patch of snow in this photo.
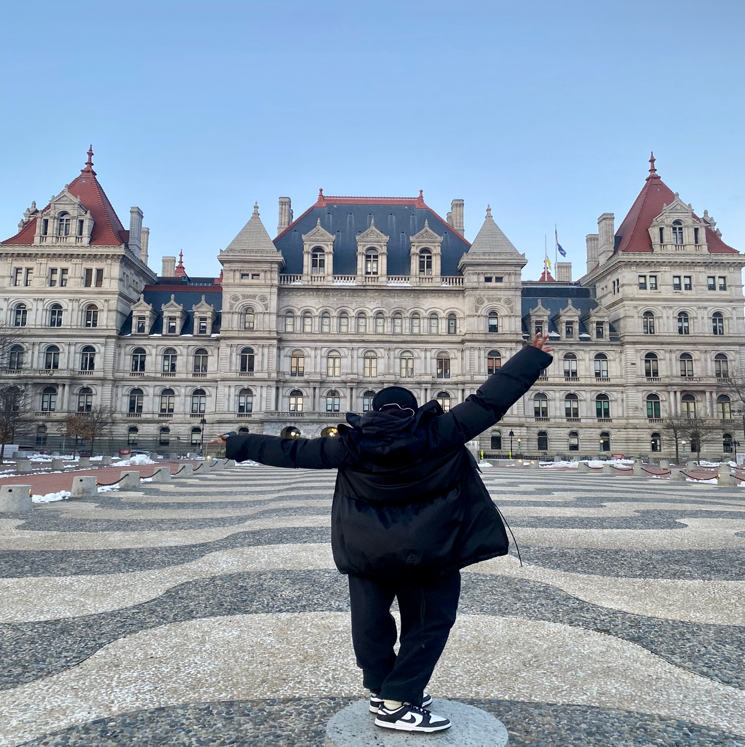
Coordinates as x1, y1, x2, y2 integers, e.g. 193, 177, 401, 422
112, 454, 156, 467
32, 491, 70, 503
97, 485, 120, 493
478, 461, 493, 467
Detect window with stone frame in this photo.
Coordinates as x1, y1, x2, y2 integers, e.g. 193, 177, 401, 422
717, 395, 732, 420
129, 388, 144, 414
159, 427, 170, 446
338, 313, 349, 334
77, 387, 93, 412
363, 351, 377, 377
537, 431, 549, 451
490, 431, 502, 450
568, 431, 579, 451
563, 353, 578, 378
356, 314, 367, 334
326, 390, 341, 413
487, 311, 499, 334
13, 304, 27, 327
564, 394, 579, 419
436, 391, 451, 412
8, 345, 24, 370
240, 347, 255, 373
362, 390, 376, 412
374, 313, 385, 334
238, 388, 253, 415
677, 312, 690, 335
429, 314, 439, 335
162, 348, 177, 373
399, 352, 414, 378
44, 345, 60, 370
715, 354, 729, 379
712, 312, 724, 335
533, 393, 548, 418
311, 249, 325, 274
159, 389, 175, 415
487, 350, 501, 375
410, 314, 421, 334
285, 313, 295, 332
679, 354, 694, 378
80, 346, 96, 371
447, 314, 457, 335
193, 349, 209, 373
418, 249, 432, 276
49, 304, 63, 327
595, 394, 611, 419
302, 312, 313, 333
290, 351, 305, 377
642, 311, 655, 334
436, 353, 450, 379
41, 386, 57, 412
191, 388, 207, 415
365, 249, 379, 276
594, 353, 608, 378
320, 313, 331, 334
646, 394, 661, 419
651, 432, 662, 452
644, 353, 659, 377
681, 394, 696, 418
327, 352, 341, 377
128, 427, 139, 446
392, 314, 403, 334
289, 389, 303, 412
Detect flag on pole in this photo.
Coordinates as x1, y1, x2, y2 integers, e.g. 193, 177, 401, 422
555, 228, 566, 257
546, 257, 552, 270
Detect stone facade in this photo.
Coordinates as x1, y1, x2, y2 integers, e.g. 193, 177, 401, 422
1, 151, 743, 459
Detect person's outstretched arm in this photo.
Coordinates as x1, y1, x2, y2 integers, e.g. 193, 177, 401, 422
217, 432, 346, 470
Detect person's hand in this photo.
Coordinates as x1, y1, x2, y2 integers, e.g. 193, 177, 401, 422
531, 332, 553, 353
208, 434, 229, 445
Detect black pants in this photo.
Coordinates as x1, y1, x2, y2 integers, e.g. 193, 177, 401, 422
347, 570, 461, 705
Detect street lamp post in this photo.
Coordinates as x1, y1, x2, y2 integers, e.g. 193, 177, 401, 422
200, 417, 207, 456
681, 440, 686, 461
517, 438, 522, 455
509, 429, 514, 458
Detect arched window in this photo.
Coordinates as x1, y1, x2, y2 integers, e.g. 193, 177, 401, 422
392, 313, 403, 334
563, 353, 578, 378
320, 313, 331, 334
44, 345, 60, 370
651, 432, 662, 452
338, 312, 349, 334
429, 314, 439, 334
238, 388, 253, 415
85, 304, 99, 328
311, 248, 325, 274
447, 314, 457, 335
680, 353, 694, 378
646, 394, 661, 419
672, 220, 684, 245
418, 248, 432, 275
715, 353, 729, 379
363, 351, 378, 377
644, 352, 659, 378
564, 393, 579, 419
77, 387, 93, 412
362, 390, 376, 412
243, 308, 255, 330
533, 393, 548, 418
436, 391, 451, 412
35, 425, 47, 446
596, 394, 610, 419
490, 430, 502, 450
642, 311, 655, 334
191, 388, 206, 414
290, 350, 304, 377
400, 351, 414, 377
193, 348, 208, 374
326, 389, 341, 413
717, 394, 732, 420
436, 352, 450, 379
41, 386, 57, 412
159, 388, 175, 415
410, 313, 421, 334
356, 313, 367, 334
13, 303, 27, 327
677, 311, 690, 335
129, 388, 144, 414
374, 313, 385, 334
49, 304, 63, 327
568, 431, 579, 452
327, 351, 341, 377
240, 347, 255, 374
159, 427, 170, 446
57, 212, 71, 237
487, 311, 499, 334
594, 353, 608, 378
289, 389, 303, 412
487, 350, 502, 375
723, 433, 734, 453
599, 431, 611, 452
285, 312, 295, 332
281, 426, 301, 439
712, 312, 724, 335
681, 393, 696, 418
190, 427, 202, 447
80, 346, 96, 371
162, 348, 177, 373
365, 248, 379, 276
127, 426, 138, 446
8, 345, 24, 370
537, 431, 549, 451
131, 348, 146, 372
238, 427, 249, 434
302, 312, 313, 333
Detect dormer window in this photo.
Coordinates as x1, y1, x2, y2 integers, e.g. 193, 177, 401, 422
534, 322, 543, 336
418, 249, 432, 276
57, 213, 71, 237
365, 249, 379, 276
136, 316, 147, 334
565, 322, 574, 339
197, 317, 208, 335
595, 322, 604, 339
672, 220, 684, 245
311, 249, 325, 275
167, 318, 177, 334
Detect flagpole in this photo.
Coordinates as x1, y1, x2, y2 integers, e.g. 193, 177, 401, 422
544, 234, 547, 276
554, 224, 558, 270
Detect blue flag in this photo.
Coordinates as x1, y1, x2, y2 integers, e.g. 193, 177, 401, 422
555, 228, 567, 257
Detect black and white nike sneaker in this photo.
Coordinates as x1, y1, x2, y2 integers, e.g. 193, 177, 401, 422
374, 703, 451, 732
369, 692, 432, 714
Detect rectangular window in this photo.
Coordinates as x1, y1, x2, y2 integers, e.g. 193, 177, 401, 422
136, 317, 147, 334
251, 273, 260, 280
240, 273, 249, 280
49, 268, 58, 286
659, 227, 664, 244
167, 318, 177, 334
672, 276, 681, 291
436, 358, 450, 379
694, 227, 700, 244
649, 275, 657, 290
595, 322, 604, 339
484, 276, 492, 283
683, 275, 692, 291
24, 268, 33, 286
534, 322, 543, 336
95, 269, 104, 287
707, 276, 716, 291
60, 268, 68, 287
494, 276, 503, 282
84, 268, 93, 287
565, 322, 574, 339
197, 317, 208, 335
719, 276, 727, 291
638, 275, 647, 290
12, 268, 22, 286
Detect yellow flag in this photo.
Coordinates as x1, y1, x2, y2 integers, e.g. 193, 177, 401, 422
546, 258, 552, 270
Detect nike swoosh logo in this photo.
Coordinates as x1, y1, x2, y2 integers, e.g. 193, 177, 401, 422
401, 713, 424, 726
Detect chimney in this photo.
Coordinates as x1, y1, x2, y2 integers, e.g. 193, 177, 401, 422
555, 262, 572, 283
446, 211, 453, 227
129, 207, 143, 256
277, 197, 293, 234
597, 213, 615, 264
141, 227, 150, 266
162, 256, 176, 277
450, 199, 464, 236
586, 234, 598, 274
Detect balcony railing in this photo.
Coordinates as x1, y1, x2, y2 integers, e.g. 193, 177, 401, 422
130, 371, 146, 377
238, 371, 255, 377
192, 372, 207, 378
77, 370, 94, 376
597, 417, 613, 423
647, 417, 663, 423
566, 417, 581, 422
126, 412, 142, 418
161, 372, 176, 377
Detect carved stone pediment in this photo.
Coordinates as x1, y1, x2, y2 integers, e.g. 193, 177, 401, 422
302, 219, 335, 243
410, 220, 443, 245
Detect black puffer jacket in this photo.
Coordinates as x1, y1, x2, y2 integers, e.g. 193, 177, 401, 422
226, 345, 552, 581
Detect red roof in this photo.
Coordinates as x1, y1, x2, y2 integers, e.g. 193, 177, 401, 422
615, 156, 737, 254
538, 268, 556, 282
2, 148, 129, 246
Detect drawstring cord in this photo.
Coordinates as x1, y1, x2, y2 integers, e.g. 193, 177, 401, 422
494, 502, 523, 567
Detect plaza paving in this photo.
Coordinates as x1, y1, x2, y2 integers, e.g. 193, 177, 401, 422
0, 464, 744, 746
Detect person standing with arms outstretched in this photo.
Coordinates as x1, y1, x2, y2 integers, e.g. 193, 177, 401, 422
216, 334, 553, 733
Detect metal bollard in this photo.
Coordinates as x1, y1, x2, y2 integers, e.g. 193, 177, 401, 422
71, 476, 97, 498
0, 484, 32, 512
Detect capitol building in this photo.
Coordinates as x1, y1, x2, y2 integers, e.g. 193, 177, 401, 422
1, 150, 743, 459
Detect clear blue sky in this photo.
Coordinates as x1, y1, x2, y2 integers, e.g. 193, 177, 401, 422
1, 0, 743, 279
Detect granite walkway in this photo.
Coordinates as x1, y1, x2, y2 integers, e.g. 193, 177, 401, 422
1, 464, 743, 746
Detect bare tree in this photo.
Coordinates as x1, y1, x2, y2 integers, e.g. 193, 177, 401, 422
662, 415, 689, 464
662, 413, 721, 463
64, 406, 115, 456
715, 365, 745, 445
0, 385, 35, 463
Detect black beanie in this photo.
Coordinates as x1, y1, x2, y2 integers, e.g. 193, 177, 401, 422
372, 386, 418, 413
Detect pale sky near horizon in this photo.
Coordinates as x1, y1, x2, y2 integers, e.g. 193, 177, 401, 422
1, 0, 743, 280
